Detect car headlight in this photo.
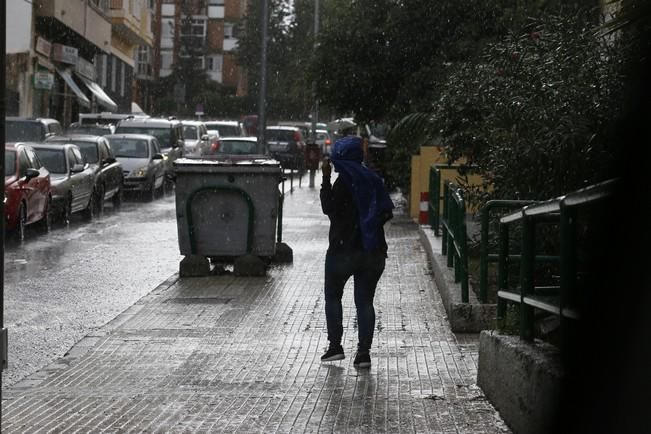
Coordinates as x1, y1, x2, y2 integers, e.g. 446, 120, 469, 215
132, 167, 149, 178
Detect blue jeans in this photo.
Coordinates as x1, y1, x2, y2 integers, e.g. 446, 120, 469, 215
324, 250, 386, 352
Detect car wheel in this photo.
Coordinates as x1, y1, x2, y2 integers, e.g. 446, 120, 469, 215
15, 202, 27, 241
83, 189, 96, 221
95, 184, 105, 216
62, 195, 72, 226
112, 187, 123, 210
37, 196, 53, 233
144, 182, 156, 202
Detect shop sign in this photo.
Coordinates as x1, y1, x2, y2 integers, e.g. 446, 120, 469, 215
34, 71, 54, 90
52, 43, 78, 65
75, 57, 96, 80
35, 37, 52, 57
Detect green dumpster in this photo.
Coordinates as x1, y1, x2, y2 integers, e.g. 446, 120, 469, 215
174, 157, 285, 276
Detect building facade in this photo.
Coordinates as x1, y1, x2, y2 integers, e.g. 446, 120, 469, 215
5, 0, 153, 127
154, 0, 247, 93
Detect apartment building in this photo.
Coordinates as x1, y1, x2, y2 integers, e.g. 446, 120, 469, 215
154, 0, 247, 93
5, 0, 153, 126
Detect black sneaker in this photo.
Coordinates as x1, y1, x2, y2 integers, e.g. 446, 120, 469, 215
353, 351, 371, 368
321, 345, 345, 361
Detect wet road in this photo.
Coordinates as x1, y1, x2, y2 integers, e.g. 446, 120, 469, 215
2, 194, 182, 387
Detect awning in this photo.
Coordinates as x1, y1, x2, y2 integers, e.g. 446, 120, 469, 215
55, 68, 90, 108
76, 75, 118, 112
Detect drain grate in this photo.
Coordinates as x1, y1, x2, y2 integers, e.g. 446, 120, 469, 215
165, 297, 232, 305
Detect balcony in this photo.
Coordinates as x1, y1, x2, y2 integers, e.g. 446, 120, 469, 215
35, 0, 111, 52
106, 0, 154, 47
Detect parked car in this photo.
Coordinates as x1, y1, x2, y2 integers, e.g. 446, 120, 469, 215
5, 117, 63, 142
181, 120, 211, 156
204, 120, 243, 137
265, 125, 306, 171
4, 142, 52, 239
31, 143, 96, 223
65, 123, 115, 136
105, 134, 166, 200
202, 136, 260, 158
114, 117, 184, 186
46, 135, 124, 212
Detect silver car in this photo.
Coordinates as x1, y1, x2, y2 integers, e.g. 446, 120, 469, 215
31, 143, 95, 223
182, 120, 211, 156
105, 134, 166, 200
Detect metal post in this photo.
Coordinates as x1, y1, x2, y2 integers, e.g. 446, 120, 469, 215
497, 222, 509, 327
479, 204, 490, 303
1, 0, 6, 422
308, 0, 320, 189
560, 206, 576, 357
256, 0, 269, 154
520, 216, 535, 341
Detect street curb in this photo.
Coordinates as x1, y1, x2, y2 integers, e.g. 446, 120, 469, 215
477, 330, 563, 434
418, 225, 496, 333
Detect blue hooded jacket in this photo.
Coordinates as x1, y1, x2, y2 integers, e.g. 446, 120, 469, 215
329, 136, 394, 251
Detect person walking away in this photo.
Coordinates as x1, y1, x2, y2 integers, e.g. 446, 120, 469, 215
319, 135, 394, 368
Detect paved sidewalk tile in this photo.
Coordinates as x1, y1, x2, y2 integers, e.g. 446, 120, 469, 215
2, 173, 510, 433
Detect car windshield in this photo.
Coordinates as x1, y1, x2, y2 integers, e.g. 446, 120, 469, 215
183, 126, 198, 138
68, 141, 99, 164
66, 125, 111, 136
266, 129, 294, 142
207, 124, 239, 136
115, 126, 170, 147
219, 140, 258, 154
4, 150, 16, 176
109, 139, 150, 158
5, 120, 43, 142
34, 148, 67, 174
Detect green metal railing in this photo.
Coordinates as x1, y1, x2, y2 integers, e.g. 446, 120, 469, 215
496, 179, 616, 346
479, 200, 538, 303
440, 181, 470, 302
429, 164, 465, 235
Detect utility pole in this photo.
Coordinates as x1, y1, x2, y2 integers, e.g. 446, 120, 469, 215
308, 0, 320, 188
1, 0, 7, 426
257, 0, 269, 154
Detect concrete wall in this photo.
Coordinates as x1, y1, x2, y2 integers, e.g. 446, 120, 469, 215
6, 1, 32, 53
478, 331, 563, 434
409, 146, 484, 220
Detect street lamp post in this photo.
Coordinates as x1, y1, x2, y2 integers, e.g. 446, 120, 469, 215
308, 0, 320, 188
257, 0, 269, 155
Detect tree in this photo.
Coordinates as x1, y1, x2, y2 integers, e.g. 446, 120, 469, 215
236, 0, 317, 120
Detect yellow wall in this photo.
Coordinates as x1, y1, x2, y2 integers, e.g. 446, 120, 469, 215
409, 146, 485, 219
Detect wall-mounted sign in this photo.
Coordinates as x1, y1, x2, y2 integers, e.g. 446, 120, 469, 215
34, 71, 55, 90
52, 43, 78, 65
35, 37, 52, 57
75, 57, 96, 80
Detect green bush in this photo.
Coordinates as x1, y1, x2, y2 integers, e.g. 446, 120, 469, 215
438, 10, 625, 205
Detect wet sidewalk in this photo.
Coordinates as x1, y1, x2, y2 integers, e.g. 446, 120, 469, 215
2, 173, 509, 433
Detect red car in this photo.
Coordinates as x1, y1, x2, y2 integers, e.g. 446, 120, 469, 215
5, 142, 52, 240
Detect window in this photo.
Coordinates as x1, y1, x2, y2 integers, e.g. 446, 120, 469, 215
111, 57, 117, 92
120, 62, 126, 97
209, 0, 224, 5
18, 150, 29, 177
161, 51, 173, 70
25, 148, 40, 169
180, 18, 207, 38
72, 148, 84, 165
206, 54, 223, 72
95, 54, 108, 87
224, 23, 236, 39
